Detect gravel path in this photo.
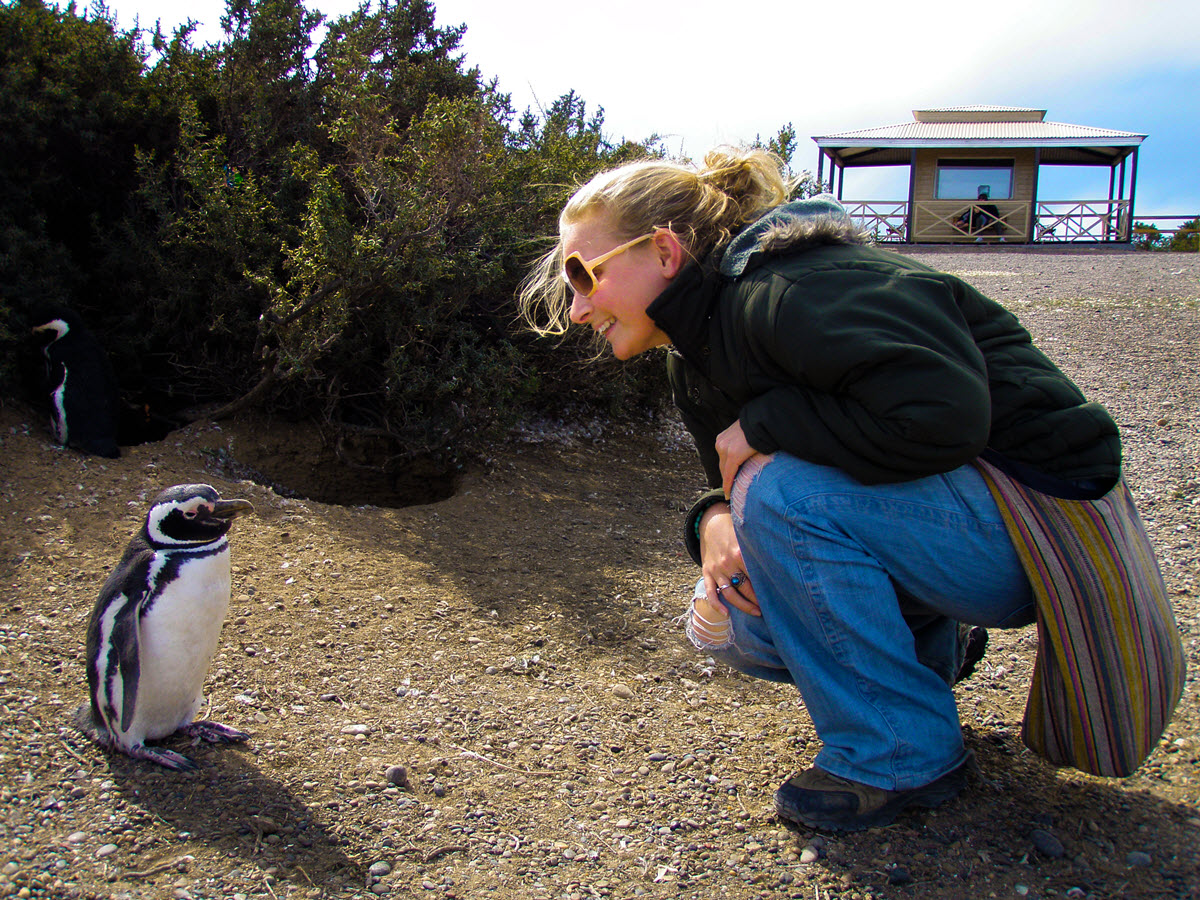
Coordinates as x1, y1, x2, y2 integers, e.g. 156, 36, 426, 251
1, 246, 1197, 900
896, 243, 1200, 303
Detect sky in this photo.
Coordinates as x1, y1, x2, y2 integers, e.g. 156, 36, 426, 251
95, 0, 1200, 223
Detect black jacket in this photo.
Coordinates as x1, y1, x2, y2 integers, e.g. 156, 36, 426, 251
646, 209, 1120, 559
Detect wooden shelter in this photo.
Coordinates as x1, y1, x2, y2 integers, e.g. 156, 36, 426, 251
812, 107, 1146, 243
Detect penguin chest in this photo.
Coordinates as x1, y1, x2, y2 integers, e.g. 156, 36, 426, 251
49, 367, 69, 444
132, 549, 232, 739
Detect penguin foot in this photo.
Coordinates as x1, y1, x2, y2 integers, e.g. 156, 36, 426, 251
126, 743, 200, 772
180, 720, 251, 744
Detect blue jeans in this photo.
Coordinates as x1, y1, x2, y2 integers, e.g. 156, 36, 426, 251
709, 453, 1035, 791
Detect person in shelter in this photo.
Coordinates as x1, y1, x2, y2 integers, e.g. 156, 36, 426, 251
954, 189, 1005, 240
517, 147, 1125, 831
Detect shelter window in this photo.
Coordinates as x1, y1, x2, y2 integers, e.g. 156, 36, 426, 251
935, 159, 1014, 200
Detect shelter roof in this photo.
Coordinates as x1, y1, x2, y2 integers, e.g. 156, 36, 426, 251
813, 107, 1145, 167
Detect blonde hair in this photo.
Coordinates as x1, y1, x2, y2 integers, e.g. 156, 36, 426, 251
518, 146, 792, 337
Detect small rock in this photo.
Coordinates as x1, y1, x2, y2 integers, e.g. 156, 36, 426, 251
340, 724, 371, 735
384, 765, 409, 788
250, 815, 279, 834
612, 683, 634, 699
95, 844, 118, 858
1031, 828, 1065, 859
1126, 850, 1152, 867
66, 832, 86, 843
368, 861, 392, 877
800, 845, 820, 864
887, 866, 912, 885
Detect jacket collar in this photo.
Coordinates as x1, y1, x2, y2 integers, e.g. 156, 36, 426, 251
719, 194, 853, 276
646, 195, 861, 366
646, 258, 721, 367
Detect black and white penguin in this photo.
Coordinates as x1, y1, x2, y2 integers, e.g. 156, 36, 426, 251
30, 305, 121, 458
74, 484, 255, 771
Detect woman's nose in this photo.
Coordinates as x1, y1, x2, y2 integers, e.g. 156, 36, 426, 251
569, 291, 591, 325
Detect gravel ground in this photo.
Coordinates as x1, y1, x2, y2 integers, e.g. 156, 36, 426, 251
1, 244, 1198, 900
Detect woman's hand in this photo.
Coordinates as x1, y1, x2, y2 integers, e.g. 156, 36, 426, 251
715, 420, 756, 499
698, 502, 760, 617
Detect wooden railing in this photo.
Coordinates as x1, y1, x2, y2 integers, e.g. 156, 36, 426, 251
1131, 216, 1199, 247
838, 201, 909, 242
913, 201, 1027, 242
837, 199, 1156, 243
1033, 200, 1131, 242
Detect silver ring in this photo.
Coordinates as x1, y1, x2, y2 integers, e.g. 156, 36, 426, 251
730, 573, 745, 588
717, 584, 730, 593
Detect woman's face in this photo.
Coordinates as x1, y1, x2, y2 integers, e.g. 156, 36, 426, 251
561, 215, 675, 360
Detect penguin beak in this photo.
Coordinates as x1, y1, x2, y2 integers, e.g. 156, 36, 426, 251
212, 499, 255, 519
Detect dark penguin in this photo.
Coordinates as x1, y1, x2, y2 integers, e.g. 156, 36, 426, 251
30, 305, 121, 458
75, 484, 255, 770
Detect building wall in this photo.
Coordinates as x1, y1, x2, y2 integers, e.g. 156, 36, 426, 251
912, 148, 1037, 241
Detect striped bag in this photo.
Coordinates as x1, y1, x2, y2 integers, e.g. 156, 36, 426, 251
974, 458, 1187, 777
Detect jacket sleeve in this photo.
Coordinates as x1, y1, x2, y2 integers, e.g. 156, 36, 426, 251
737, 270, 992, 484
666, 352, 728, 489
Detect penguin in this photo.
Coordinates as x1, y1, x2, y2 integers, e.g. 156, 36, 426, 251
30, 305, 121, 458
74, 484, 255, 771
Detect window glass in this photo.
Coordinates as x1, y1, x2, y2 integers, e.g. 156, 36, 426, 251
936, 160, 1013, 199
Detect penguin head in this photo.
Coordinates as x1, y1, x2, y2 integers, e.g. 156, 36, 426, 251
145, 484, 255, 548
29, 304, 82, 343
30, 316, 71, 348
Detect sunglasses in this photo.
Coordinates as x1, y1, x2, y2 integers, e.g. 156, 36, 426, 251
561, 232, 657, 297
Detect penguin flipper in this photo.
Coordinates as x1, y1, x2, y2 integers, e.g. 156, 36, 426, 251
179, 720, 251, 743
111, 603, 142, 734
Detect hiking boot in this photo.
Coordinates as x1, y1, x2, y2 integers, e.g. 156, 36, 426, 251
774, 753, 972, 832
955, 625, 989, 684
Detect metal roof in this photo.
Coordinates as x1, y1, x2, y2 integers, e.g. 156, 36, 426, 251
813, 107, 1145, 167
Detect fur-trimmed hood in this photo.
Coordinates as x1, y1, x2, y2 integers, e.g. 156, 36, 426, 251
719, 195, 866, 277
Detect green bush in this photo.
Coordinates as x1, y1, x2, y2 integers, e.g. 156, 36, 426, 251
1167, 218, 1199, 252
1, 0, 806, 483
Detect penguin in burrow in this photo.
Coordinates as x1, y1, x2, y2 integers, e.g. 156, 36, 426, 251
29, 304, 121, 458
74, 483, 255, 770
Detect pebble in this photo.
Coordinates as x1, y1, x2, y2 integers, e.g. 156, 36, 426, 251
1126, 850, 1152, 867
1031, 828, 1065, 858
384, 765, 409, 788
611, 684, 634, 699
886, 866, 912, 885
368, 861, 391, 877
340, 724, 371, 735
95, 844, 118, 858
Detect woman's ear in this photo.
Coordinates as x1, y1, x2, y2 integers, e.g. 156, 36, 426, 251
653, 229, 688, 279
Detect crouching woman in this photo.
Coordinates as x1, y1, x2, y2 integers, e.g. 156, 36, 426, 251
517, 147, 1181, 832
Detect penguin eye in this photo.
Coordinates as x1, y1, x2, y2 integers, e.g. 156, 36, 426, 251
183, 510, 198, 519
